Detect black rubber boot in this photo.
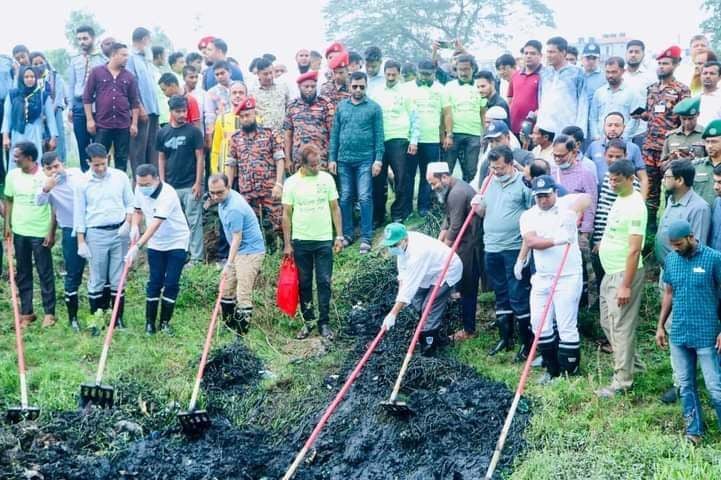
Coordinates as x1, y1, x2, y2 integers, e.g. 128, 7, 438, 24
558, 345, 581, 376
101, 284, 112, 310
221, 298, 237, 330
66, 294, 80, 332
514, 315, 533, 363
88, 292, 103, 315
145, 299, 159, 335
233, 306, 251, 335
420, 329, 439, 357
159, 299, 175, 334
538, 341, 560, 378
488, 315, 514, 356
111, 292, 126, 329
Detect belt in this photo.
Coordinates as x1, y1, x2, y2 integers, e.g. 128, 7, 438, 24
90, 221, 124, 231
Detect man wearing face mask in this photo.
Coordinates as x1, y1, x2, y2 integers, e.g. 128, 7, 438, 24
227, 96, 285, 251
282, 144, 343, 340
471, 145, 534, 361
520, 176, 591, 383
74, 143, 134, 331
284, 71, 335, 174
381, 222, 463, 356
36, 151, 87, 331
426, 162, 481, 341
126, 27, 161, 172
124, 163, 190, 335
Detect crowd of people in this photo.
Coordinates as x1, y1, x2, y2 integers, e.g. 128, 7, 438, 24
2, 24, 721, 445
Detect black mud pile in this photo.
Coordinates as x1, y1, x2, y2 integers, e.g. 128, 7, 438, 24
0, 211, 529, 479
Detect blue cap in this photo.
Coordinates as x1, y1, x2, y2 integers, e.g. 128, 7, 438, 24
667, 219, 692, 241
531, 175, 557, 195
484, 120, 509, 139
583, 43, 601, 57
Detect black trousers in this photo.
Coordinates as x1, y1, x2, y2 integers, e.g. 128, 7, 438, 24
95, 127, 130, 172
373, 138, 409, 225
14, 234, 55, 315
293, 240, 333, 326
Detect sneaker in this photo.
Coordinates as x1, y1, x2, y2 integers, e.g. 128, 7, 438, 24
595, 385, 625, 398
42, 314, 56, 328
359, 242, 371, 255
319, 324, 334, 340
686, 434, 701, 446
449, 329, 475, 342
342, 236, 352, 247
531, 355, 544, 367
296, 324, 312, 340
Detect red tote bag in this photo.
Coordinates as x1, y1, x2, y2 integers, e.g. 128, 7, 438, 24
277, 257, 299, 316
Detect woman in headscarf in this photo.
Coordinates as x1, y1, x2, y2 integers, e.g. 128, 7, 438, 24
2, 65, 57, 169
30, 51, 67, 160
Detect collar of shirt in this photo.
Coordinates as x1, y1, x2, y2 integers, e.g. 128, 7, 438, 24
521, 65, 542, 76
585, 67, 602, 78
150, 182, 163, 199
350, 97, 369, 106
669, 189, 694, 207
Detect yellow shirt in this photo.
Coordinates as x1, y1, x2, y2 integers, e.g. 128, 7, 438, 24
210, 112, 240, 174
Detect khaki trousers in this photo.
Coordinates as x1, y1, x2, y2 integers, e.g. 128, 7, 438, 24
599, 268, 645, 390
222, 252, 265, 307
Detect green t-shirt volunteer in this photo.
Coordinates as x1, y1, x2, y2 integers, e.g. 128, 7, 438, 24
445, 79, 486, 136
406, 82, 449, 144
4, 167, 51, 238
599, 190, 647, 275
282, 171, 339, 241
374, 82, 419, 144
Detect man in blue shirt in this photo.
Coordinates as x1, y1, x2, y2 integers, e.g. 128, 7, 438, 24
581, 42, 605, 145
202, 38, 243, 91
207, 173, 265, 334
74, 143, 134, 331
328, 71, 384, 255
589, 57, 645, 142
126, 27, 160, 173
656, 219, 721, 445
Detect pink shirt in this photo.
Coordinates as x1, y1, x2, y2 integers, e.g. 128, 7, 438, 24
507, 68, 540, 134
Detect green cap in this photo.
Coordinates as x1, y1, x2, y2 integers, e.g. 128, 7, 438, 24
667, 219, 692, 241
703, 119, 721, 139
382, 222, 408, 246
672, 96, 700, 117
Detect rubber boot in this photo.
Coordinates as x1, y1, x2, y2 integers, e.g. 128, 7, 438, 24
420, 329, 439, 357
488, 314, 514, 356
66, 294, 80, 332
538, 341, 560, 378
233, 306, 251, 335
89, 292, 103, 315
159, 298, 175, 334
111, 292, 126, 329
145, 299, 159, 335
221, 298, 237, 330
514, 315, 533, 363
101, 284, 112, 310
558, 345, 581, 376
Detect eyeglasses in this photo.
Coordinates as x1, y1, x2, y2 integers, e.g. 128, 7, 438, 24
208, 190, 225, 196
552, 152, 571, 160
351, 85, 366, 90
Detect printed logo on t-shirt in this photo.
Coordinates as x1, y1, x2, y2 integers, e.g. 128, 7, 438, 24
164, 135, 187, 150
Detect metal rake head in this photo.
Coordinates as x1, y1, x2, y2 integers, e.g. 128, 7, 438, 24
79, 383, 115, 409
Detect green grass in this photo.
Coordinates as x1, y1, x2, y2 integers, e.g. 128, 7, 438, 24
1, 216, 721, 478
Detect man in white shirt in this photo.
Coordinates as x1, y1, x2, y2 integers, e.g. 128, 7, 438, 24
519, 175, 591, 383
698, 61, 721, 128
125, 163, 190, 334
380, 223, 463, 356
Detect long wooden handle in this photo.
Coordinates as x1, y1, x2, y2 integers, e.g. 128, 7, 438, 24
484, 243, 571, 479
6, 238, 29, 407
188, 274, 227, 412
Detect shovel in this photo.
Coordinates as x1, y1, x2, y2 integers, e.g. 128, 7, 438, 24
178, 274, 227, 436
5, 238, 40, 423
79, 254, 133, 409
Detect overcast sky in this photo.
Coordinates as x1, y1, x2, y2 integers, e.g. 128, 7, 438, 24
0, 0, 708, 70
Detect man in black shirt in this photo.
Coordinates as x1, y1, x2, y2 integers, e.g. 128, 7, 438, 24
156, 95, 205, 263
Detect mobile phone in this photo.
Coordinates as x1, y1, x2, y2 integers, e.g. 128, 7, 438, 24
436, 40, 454, 49
691, 144, 707, 158
631, 106, 646, 116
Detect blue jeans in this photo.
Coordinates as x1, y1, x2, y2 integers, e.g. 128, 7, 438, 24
670, 343, 721, 436
146, 248, 187, 302
61, 227, 86, 296
484, 249, 530, 319
339, 159, 373, 243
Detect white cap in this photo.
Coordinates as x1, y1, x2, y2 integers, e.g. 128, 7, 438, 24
486, 106, 508, 120
427, 162, 450, 175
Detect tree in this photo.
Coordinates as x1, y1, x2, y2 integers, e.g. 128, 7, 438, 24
702, 0, 721, 52
45, 48, 71, 78
64, 10, 105, 49
323, 0, 555, 62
